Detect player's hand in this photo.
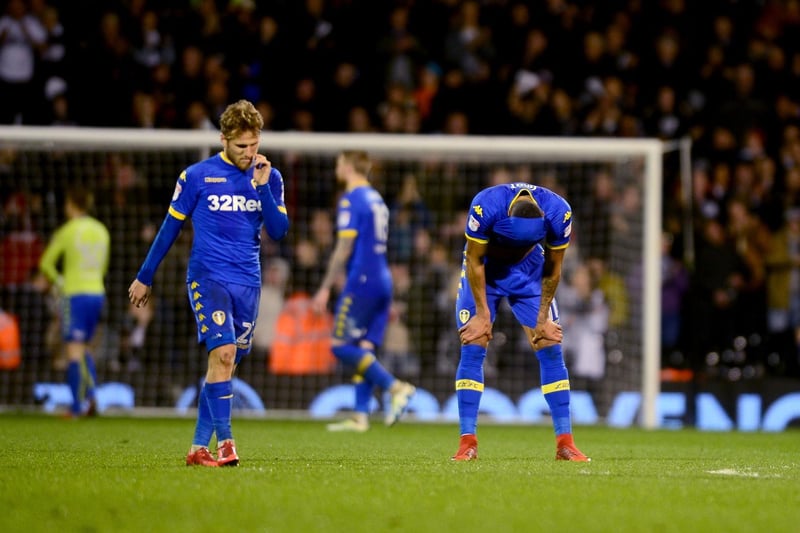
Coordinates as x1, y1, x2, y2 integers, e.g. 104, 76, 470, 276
252, 155, 272, 186
128, 279, 152, 308
311, 287, 329, 315
531, 319, 562, 350
459, 314, 493, 345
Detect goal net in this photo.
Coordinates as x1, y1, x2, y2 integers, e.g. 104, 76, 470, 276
0, 127, 666, 428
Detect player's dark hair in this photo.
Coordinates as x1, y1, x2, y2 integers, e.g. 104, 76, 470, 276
340, 150, 372, 176
510, 198, 543, 218
219, 99, 264, 139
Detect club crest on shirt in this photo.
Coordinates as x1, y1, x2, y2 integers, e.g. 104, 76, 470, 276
468, 215, 480, 232
172, 182, 182, 201
458, 308, 471, 324
212, 310, 226, 326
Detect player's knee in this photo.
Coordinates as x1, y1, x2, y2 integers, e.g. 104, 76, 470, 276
460, 335, 490, 348
210, 345, 236, 369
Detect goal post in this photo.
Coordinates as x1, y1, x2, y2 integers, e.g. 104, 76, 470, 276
0, 126, 668, 428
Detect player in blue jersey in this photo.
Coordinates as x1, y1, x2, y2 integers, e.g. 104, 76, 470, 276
311, 150, 415, 432
128, 99, 289, 467
452, 182, 590, 462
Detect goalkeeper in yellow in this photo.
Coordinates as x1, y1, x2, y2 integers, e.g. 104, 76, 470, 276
453, 181, 590, 462
40, 186, 110, 418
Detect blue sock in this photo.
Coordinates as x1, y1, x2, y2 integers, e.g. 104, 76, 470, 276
66, 360, 82, 415
84, 352, 97, 400
205, 381, 234, 442
537, 345, 572, 436
456, 344, 486, 436
192, 383, 215, 447
333, 345, 394, 390
354, 377, 372, 414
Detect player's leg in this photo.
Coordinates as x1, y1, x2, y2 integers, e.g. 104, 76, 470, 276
329, 287, 415, 427
64, 341, 86, 417
184, 279, 219, 465
205, 343, 238, 466
84, 349, 98, 416
451, 278, 499, 461
82, 295, 104, 417
519, 299, 590, 462
186, 381, 217, 466
62, 295, 103, 418
326, 365, 372, 432
185, 279, 250, 466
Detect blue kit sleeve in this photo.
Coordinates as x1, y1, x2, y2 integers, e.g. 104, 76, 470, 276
257, 168, 289, 241
136, 214, 184, 285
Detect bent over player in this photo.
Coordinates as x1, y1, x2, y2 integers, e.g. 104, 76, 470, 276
452, 181, 590, 462
128, 99, 289, 467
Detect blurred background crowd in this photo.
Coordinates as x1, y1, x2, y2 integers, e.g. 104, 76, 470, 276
2, 0, 800, 409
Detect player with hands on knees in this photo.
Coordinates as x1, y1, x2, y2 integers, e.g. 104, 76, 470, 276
452, 181, 590, 462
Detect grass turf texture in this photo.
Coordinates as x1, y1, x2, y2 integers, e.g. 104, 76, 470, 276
1, 414, 798, 533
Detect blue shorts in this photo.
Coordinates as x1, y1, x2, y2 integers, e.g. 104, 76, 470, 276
455, 249, 559, 328
333, 275, 391, 347
61, 294, 104, 342
187, 278, 260, 362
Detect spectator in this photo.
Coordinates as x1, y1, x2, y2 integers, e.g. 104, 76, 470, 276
0, 0, 47, 124
764, 207, 800, 376
559, 263, 609, 411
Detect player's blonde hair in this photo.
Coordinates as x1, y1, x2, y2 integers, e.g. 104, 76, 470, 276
340, 150, 372, 176
219, 99, 264, 139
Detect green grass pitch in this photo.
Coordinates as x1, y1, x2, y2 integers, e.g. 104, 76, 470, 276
1, 413, 798, 533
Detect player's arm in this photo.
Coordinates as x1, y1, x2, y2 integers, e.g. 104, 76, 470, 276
459, 237, 493, 345
128, 211, 184, 307
39, 228, 65, 289
252, 156, 289, 241
533, 246, 566, 346
311, 232, 355, 314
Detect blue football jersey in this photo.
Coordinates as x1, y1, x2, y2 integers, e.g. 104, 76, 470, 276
465, 182, 572, 255
169, 151, 287, 287
337, 185, 391, 283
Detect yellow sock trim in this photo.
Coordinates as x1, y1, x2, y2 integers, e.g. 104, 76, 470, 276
356, 353, 376, 374
541, 379, 570, 394
455, 379, 484, 392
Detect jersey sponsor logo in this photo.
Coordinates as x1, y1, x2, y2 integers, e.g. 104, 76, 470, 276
509, 183, 536, 190
212, 310, 226, 326
458, 308, 471, 324
473, 205, 483, 217
337, 210, 351, 228
204, 177, 228, 183
207, 194, 261, 212
564, 221, 572, 237
172, 182, 182, 201
468, 214, 480, 232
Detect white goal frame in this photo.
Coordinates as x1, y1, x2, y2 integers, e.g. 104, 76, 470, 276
0, 126, 666, 428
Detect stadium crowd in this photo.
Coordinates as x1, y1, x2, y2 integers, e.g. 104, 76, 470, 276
2, 0, 800, 407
